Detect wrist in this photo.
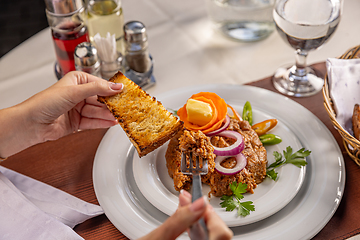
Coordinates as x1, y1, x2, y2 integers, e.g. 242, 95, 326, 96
0, 104, 39, 158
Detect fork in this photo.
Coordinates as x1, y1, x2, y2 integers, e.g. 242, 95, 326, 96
181, 151, 209, 240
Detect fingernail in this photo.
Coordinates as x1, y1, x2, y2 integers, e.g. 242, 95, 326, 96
180, 189, 191, 198
189, 196, 208, 212
109, 82, 123, 91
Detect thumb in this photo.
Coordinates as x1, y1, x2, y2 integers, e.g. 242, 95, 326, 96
67, 80, 123, 105
161, 196, 208, 239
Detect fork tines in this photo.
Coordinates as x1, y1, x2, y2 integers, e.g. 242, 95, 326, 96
181, 151, 208, 175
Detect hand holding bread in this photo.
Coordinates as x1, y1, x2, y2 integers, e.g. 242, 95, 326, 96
98, 72, 183, 157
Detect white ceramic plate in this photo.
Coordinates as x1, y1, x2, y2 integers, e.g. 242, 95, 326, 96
132, 105, 306, 227
93, 84, 345, 239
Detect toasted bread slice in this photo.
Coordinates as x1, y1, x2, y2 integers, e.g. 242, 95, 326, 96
98, 72, 183, 157
353, 104, 360, 141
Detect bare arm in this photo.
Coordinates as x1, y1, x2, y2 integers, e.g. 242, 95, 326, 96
0, 71, 123, 159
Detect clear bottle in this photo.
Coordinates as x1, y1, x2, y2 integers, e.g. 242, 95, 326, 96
45, 0, 90, 78
86, 0, 125, 55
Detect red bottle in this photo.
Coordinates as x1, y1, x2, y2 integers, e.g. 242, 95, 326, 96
45, 0, 89, 78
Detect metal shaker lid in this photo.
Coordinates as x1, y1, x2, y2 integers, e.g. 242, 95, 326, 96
74, 42, 99, 68
45, 0, 83, 15
124, 21, 148, 43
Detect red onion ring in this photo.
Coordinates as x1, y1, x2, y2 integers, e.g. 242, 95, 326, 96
212, 130, 245, 156
206, 115, 231, 137
215, 153, 247, 175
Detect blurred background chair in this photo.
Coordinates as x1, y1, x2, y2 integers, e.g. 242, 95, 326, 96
0, 0, 48, 58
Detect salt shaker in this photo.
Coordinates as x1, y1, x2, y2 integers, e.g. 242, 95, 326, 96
74, 42, 101, 77
123, 21, 155, 89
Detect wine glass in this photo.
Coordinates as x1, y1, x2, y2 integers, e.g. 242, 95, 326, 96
272, 0, 341, 97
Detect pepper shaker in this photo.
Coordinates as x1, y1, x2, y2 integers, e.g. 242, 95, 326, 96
123, 21, 155, 89
74, 42, 101, 77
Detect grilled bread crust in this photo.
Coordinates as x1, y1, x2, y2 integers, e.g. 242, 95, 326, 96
353, 104, 360, 141
98, 72, 184, 157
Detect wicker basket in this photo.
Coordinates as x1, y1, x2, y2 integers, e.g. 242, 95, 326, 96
323, 45, 360, 166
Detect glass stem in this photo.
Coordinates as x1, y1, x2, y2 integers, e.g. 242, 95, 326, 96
294, 49, 308, 78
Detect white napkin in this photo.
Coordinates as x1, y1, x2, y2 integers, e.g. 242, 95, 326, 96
326, 57, 360, 135
0, 166, 104, 240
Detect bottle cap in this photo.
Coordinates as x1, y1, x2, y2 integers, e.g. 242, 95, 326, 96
74, 42, 100, 68
45, 0, 83, 15
124, 21, 148, 43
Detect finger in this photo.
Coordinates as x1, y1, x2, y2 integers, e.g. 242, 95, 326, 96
179, 189, 192, 207
76, 72, 105, 85
71, 81, 123, 104
204, 205, 233, 240
55, 71, 123, 97
86, 95, 108, 107
80, 104, 116, 121
78, 117, 118, 130
58, 72, 123, 106
56, 71, 103, 86
72, 96, 106, 114
60, 71, 104, 85
160, 196, 208, 239
178, 190, 193, 236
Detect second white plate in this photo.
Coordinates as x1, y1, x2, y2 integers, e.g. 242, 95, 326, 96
133, 103, 306, 227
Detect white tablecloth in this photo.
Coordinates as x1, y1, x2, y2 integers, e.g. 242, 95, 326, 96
0, 0, 360, 239
1, 0, 360, 110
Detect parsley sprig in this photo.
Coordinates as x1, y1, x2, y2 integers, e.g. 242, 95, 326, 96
219, 146, 310, 217
220, 182, 255, 217
266, 146, 310, 181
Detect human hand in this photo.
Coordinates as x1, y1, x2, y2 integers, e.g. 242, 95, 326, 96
0, 71, 123, 158
139, 190, 233, 240
179, 190, 233, 240
24, 71, 123, 141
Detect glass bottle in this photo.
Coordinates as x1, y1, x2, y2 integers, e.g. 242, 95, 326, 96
45, 0, 90, 78
86, 0, 125, 55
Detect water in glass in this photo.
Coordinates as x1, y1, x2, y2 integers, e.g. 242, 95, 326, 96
272, 0, 341, 97
206, 0, 275, 42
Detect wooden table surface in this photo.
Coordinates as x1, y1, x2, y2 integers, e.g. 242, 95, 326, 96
1, 62, 360, 240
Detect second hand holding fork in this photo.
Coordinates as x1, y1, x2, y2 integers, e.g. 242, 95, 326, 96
181, 151, 209, 240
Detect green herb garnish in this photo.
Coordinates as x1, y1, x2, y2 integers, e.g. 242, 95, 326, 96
220, 182, 255, 217
266, 146, 310, 181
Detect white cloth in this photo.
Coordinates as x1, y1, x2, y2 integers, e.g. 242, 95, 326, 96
326, 57, 360, 135
0, 166, 104, 240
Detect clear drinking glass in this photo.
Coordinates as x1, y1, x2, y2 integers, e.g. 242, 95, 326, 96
272, 0, 341, 97
206, 0, 275, 42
